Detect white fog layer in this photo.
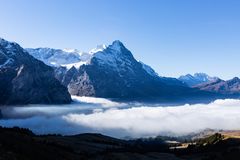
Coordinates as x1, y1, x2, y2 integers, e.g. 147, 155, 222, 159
1, 97, 240, 138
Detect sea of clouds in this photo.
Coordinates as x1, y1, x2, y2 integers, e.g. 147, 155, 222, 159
1, 97, 240, 138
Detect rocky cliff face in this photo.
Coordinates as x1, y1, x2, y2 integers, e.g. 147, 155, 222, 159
0, 38, 72, 105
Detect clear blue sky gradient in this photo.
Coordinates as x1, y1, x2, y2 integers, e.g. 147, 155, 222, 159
0, 0, 240, 79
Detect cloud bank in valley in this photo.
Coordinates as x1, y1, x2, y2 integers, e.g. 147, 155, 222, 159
1, 98, 240, 138
63, 99, 240, 137
72, 96, 126, 108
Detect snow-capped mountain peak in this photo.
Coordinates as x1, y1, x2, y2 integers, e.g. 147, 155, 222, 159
0, 38, 16, 47
26, 40, 158, 77
26, 48, 82, 67
90, 40, 139, 72
0, 37, 72, 104
179, 73, 219, 86
89, 44, 107, 54
193, 73, 211, 82
26, 41, 127, 69
0, 38, 23, 57
0, 38, 27, 68
109, 40, 125, 52
62, 48, 80, 53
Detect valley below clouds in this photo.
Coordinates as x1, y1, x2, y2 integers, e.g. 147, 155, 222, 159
1, 97, 240, 138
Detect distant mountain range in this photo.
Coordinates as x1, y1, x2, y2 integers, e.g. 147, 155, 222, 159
0, 37, 239, 105
178, 73, 218, 87
27, 40, 200, 100
193, 77, 240, 95
178, 73, 240, 95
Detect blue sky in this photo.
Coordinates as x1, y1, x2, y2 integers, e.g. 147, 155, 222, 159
0, 0, 240, 79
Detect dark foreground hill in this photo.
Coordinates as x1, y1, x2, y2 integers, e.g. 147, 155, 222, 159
0, 127, 180, 160
173, 133, 240, 160
1, 127, 240, 160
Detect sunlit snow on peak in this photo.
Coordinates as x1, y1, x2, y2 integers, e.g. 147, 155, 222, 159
62, 48, 80, 53
89, 44, 107, 54
26, 40, 157, 76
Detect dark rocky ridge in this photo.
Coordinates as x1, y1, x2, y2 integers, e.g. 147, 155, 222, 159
194, 77, 240, 95
0, 38, 72, 105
